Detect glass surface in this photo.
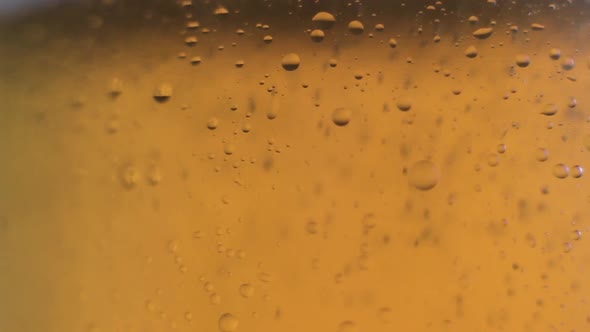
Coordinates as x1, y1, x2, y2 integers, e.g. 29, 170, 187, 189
1, 1, 590, 331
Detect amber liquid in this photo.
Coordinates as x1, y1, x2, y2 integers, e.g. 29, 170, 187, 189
1, 1, 590, 331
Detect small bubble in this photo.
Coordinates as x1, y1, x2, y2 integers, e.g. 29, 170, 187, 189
153, 83, 173, 103
190, 56, 202, 65
207, 118, 219, 130
348, 20, 364, 34
119, 164, 140, 189
185, 36, 198, 46
571, 165, 584, 178
235, 60, 245, 68
487, 153, 500, 167
210, 293, 221, 304
408, 160, 440, 191
561, 57, 575, 70
263, 35, 273, 44
573, 230, 583, 241
239, 284, 255, 298
531, 23, 545, 30
224, 144, 236, 155
535, 148, 549, 162
468, 16, 479, 24
396, 97, 412, 112
472, 27, 493, 39
214, 6, 229, 17
312, 12, 336, 30
375, 23, 385, 31
515, 54, 531, 67
552, 163, 570, 179
219, 313, 239, 332
310, 29, 325, 42
540, 103, 558, 116
281, 53, 301, 71
108, 78, 123, 98
497, 144, 507, 154
465, 45, 478, 58
549, 48, 561, 60
388, 38, 397, 48
328, 58, 338, 67
332, 108, 352, 126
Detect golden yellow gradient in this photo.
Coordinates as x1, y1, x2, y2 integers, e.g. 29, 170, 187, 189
1, 1, 590, 331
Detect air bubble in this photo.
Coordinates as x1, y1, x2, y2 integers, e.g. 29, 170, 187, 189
473, 27, 493, 39
153, 83, 173, 103
571, 165, 584, 178
465, 45, 478, 58
515, 54, 531, 67
348, 20, 364, 35
281, 53, 301, 71
312, 12, 336, 30
239, 284, 255, 298
408, 160, 440, 190
219, 313, 239, 332
552, 163, 570, 179
332, 108, 352, 126
310, 29, 325, 42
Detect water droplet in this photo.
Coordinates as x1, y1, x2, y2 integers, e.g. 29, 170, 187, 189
219, 313, 239, 332
239, 284, 255, 298
552, 163, 570, 179
332, 108, 352, 126
281, 53, 301, 71
408, 160, 440, 190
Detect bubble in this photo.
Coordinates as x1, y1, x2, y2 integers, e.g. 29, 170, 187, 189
241, 123, 251, 133
235, 28, 244, 35
332, 108, 352, 126
119, 164, 140, 189
353, 71, 364, 80
153, 83, 173, 103
184, 312, 193, 321
571, 165, 584, 178
465, 45, 478, 58
108, 78, 123, 97
337, 321, 358, 332
515, 54, 531, 67
377, 307, 392, 323
191, 56, 202, 65
396, 97, 412, 111
408, 160, 440, 190
281, 53, 301, 71
583, 135, 590, 151
239, 284, 255, 298
549, 48, 561, 60
388, 38, 397, 48
235, 60, 245, 68
185, 36, 198, 46
531, 23, 545, 30
263, 35, 273, 44
468, 16, 479, 24
552, 163, 570, 179
218, 313, 239, 332
433, 35, 441, 43
348, 20, 364, 35
375, 23, 385, 31
561, 57, 575, 70
312, 11, 336, 30
210, 293, 221, 304
310, 29, 325, 42
207, 118, 219, 130
535, 148, 549, 162
187, 21, 200, 30
214, 6, 229, 17
540, 103, 558, 116
487, 153, 500, 167
328, 58, 338, 67
224, 144, 236, 155
497, 144, 507, 154
472, 27, 493, 39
